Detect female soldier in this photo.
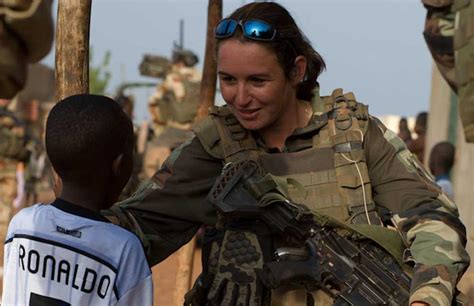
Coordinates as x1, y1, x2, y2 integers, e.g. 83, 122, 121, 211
109, 2, 469, 305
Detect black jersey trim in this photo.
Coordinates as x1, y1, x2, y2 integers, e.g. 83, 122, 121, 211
4, 237, 13, 244
51, 198, 110, 223
12, 233, 120, 299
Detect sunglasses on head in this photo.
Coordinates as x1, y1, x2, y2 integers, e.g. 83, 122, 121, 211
215, 18, 277, 41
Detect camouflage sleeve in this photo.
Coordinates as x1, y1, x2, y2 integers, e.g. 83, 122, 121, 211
105, 136, 222, 266
422, 0, 457, 91
365, 117, 470, 306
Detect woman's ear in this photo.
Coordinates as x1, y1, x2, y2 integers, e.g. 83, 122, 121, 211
292, 55, 307, 85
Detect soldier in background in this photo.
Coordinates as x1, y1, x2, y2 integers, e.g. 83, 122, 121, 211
408, 112, 428, 163
145, 48, 201, 176
0, 98, 30, 279
398, 117, 413, 146
422, 0, 474, 142
0, 0, 54, 99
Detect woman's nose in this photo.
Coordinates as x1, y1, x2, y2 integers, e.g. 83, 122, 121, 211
234, 83, 251, 107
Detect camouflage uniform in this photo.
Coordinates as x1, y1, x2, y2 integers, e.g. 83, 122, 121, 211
109, 89, 469, 305
0, 104, 30, 275
423, 0, 474, 142
0, 0, 54, 98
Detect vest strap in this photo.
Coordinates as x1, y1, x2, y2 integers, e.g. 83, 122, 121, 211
209, 106, 260, 163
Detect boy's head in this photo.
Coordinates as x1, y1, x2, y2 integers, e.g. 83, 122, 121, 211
45, 94, 134, 208
429, 141, 455, 177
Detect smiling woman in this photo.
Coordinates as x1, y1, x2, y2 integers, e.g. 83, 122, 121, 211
217, 39, 308, 143
107, 2, 469, 306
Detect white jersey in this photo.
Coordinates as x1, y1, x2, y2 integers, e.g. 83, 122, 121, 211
2, 199, 153, 306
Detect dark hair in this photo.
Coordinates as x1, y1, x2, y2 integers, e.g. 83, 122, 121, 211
416, 111, 428, 127
45, 94, 134, 184
220, 2, 326, 101
414, 111, 428, 135
429, 141, 455, 173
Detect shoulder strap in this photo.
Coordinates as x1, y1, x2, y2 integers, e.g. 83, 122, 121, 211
208, 106, 260, 163
195, 106, 260, 164
192, 114, 223, 159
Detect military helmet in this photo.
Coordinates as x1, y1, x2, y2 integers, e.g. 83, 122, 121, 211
172, 48, 199, 67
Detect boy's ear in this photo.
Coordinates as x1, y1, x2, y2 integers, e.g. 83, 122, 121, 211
52, 169, 62, 197
112, 153, 124, 175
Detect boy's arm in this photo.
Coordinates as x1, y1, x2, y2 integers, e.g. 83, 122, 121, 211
115, 275, 154, 306
2, 210, 21, 303
112, 232, 154, 306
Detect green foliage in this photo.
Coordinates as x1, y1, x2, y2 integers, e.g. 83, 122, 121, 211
89, 47, 112, 95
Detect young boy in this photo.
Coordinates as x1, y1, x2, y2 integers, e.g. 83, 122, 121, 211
429, 141, 456, 199
2, 94, 153, 306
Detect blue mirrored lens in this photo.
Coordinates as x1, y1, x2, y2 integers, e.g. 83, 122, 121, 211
243, 20, 275, 40
215, 19, 238, 38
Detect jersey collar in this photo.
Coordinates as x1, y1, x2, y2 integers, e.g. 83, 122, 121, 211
51, 198, 111, 223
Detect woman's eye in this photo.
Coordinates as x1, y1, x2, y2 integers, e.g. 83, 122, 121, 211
250, 77, 266, 85
220, 76, 236, 84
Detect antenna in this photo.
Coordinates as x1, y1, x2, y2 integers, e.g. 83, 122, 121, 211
179, 19, 184, 49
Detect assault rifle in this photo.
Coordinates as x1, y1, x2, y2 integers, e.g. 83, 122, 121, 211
208, 160, 463, 306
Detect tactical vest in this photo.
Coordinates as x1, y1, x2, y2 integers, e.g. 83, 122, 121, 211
188, 89, 387, 306
453, 0, 474, 142
203, 88, 381, 225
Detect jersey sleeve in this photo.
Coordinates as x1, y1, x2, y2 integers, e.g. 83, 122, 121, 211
105, 136, 222, 266
3, 207, 25, 261
364, 117, 470, 306
115, 275, 153, 306
113, 232, 154, 306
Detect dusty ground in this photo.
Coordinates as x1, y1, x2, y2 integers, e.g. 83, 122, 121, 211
152, 247, 202, 305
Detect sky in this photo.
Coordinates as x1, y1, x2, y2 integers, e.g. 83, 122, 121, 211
42, 0, 433, 123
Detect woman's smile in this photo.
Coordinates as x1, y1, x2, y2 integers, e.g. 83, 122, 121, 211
236, 107, 262, 120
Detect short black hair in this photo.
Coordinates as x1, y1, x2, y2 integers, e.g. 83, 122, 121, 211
45, 94, 134, 184
429, 141, 455, 173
